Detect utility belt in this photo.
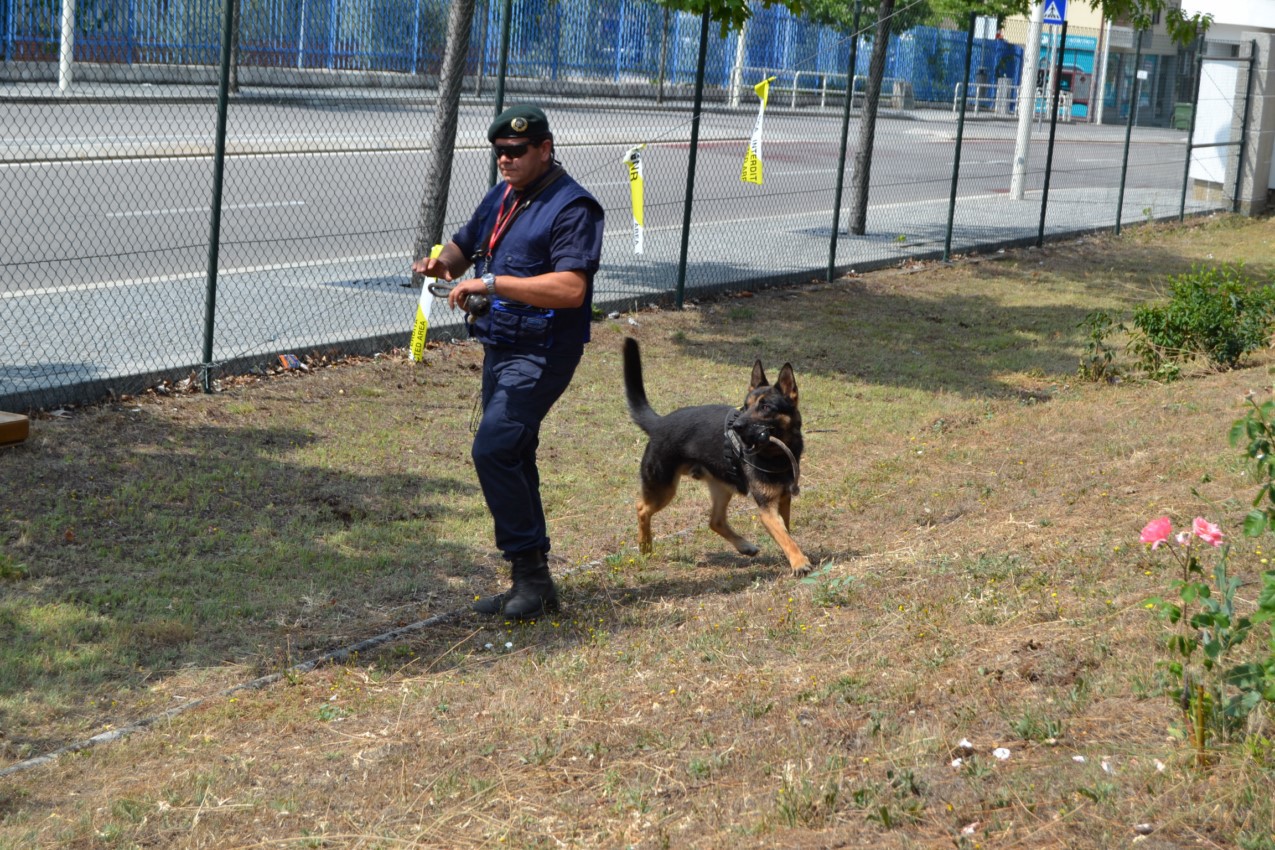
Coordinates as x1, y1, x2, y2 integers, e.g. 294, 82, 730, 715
470, 297, 555, 350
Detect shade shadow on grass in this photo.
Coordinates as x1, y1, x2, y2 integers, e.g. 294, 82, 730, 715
0, 411, 482, 760
653, 239, 1275, 400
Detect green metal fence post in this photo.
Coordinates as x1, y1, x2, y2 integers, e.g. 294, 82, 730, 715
674, 8, 710, 310
826, 1, 861, 282
1178, 46, 1204, 221
1233, 40, 1257, 214
944, 12, 976, 261
1115, 28, 1143, 237
487, 0, 513, 188
1036, 20, 1067, 248
200, 0, 237, 393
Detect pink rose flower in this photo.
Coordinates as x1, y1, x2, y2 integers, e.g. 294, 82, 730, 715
1140, 516, 1172, 549
1192, 517, 1223, 547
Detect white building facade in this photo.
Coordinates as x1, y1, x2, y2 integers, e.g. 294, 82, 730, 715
1182, 0, 1275, 210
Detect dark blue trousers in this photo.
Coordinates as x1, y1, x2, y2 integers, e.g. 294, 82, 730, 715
472, 346, 581, 560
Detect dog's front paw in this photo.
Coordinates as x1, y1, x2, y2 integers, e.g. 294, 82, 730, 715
789, 559, 813, 578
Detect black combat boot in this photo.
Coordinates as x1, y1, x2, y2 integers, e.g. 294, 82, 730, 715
471, 550, 559, 619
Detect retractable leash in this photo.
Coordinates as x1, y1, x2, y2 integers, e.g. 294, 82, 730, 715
427, 279, 489, 320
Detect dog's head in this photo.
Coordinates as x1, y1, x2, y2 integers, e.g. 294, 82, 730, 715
730, 360, 802, 456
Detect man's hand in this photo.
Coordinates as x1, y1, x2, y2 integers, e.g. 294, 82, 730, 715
447, 278, 486, 311
412, 255, 452, 281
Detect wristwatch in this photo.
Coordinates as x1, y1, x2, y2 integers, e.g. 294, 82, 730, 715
481, 272, 497, 296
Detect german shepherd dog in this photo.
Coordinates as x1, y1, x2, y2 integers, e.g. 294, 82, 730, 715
623, 337, 812, 577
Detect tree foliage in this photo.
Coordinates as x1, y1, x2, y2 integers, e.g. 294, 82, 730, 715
803, 0, 928, 33
649, 0, 1210, 44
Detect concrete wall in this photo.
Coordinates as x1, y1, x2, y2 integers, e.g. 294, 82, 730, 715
1187, 32, 1275, 214
1231, 33, 1275, 214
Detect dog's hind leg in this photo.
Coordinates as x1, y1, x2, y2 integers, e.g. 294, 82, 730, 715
637, 478, 679, 556
706, 478, 760, 556
756, 503, 812, 577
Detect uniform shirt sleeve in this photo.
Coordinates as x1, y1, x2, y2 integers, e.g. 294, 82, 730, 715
548, 199, 605, 275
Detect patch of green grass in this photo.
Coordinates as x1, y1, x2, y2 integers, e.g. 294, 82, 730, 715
0, 552, 27, 581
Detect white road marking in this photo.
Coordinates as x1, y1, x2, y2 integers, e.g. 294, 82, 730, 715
1, 252, 407, 299
106, 200, 306, 218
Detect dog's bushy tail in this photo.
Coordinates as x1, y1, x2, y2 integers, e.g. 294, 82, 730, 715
623, 337, 660, 433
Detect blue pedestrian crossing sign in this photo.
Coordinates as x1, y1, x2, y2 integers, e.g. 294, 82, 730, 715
1042, 0, 1066, 24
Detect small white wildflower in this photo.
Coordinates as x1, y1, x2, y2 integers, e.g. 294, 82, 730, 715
504, 641, 514, 650
1072, 755, 1086, 763
992, 747, 1011, 760
1154, 759, 1166, 772
950, 758, 964, 768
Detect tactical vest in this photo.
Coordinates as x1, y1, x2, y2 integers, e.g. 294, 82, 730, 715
464, 171, 602, 354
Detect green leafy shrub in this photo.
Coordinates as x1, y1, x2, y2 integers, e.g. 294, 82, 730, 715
1128, 263, 1275, 380
1076, 310, 1122, 382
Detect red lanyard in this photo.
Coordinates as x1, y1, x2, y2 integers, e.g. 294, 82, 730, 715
487, 185, 521, 258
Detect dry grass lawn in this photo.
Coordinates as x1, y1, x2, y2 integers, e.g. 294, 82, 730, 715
1, 215, 1274, 848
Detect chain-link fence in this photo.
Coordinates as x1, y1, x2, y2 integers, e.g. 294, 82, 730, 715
0, 0, 1247, 412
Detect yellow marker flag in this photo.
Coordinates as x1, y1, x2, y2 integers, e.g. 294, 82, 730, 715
409, 244, 443, 362
623, 144, 645, 254
741, 77, 775, 185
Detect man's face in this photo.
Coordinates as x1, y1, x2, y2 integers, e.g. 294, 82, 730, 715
493, 137, 552, 190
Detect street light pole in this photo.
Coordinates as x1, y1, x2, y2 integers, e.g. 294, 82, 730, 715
1010, 1, 1046, 200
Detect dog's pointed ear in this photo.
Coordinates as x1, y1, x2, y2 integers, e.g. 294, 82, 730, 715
750, 360, 768, 391
776, 363, 798, 405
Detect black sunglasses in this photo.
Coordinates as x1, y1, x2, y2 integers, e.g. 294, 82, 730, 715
492, 141, 537, 159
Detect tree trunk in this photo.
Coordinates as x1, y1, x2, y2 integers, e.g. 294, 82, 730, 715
847, 0, 894, 236
410, 0, 477, 282
474, 0, 489, 97
228, 0, 241, 93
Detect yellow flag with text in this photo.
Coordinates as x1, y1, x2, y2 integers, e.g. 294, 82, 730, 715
409, 244, 443, 362
623, 144, 645, 254
741, 77, 774, 185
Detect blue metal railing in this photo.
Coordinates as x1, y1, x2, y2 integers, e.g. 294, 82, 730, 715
2, 0, 1021, 104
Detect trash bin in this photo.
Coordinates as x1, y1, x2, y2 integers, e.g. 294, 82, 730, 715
1173, 102, 1193, 131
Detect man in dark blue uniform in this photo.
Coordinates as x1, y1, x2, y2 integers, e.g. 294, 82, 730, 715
411, 105, 604, 620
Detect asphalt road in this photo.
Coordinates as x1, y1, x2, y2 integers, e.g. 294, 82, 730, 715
1, 94, 1206, 408
1, 99, 1188, 294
